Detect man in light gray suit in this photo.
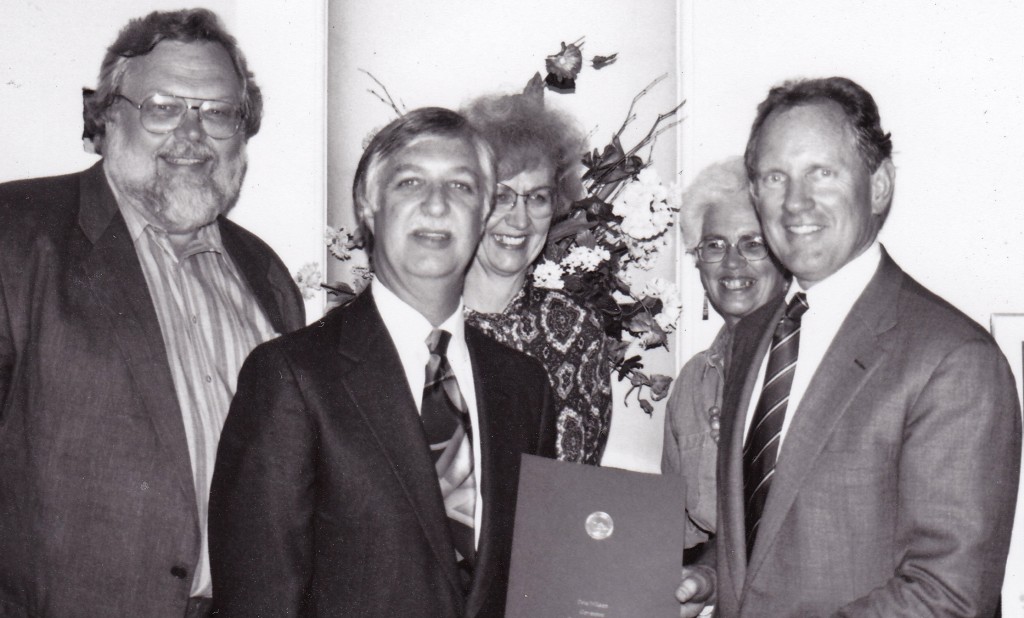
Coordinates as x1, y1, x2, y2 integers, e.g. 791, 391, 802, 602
678, 76, 1021, 617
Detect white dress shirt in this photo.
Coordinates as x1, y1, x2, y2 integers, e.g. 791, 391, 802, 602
372, 278, 483, 546
743, 242, 882, 449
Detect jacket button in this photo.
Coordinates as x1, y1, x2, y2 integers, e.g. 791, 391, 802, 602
170, 566, 188, 579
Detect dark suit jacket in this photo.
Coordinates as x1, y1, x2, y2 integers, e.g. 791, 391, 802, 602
209, 289, 558, 617
714, 250, 1021, 617
0, 162, 305, 617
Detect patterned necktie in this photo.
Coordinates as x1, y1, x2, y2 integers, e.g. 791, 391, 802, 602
743, 293, 809, 559
422, 328, 476, 588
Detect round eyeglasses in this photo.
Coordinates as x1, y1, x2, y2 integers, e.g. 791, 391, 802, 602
114, 93, 243, 139
695, 235, 769, 263
494, 184, 555, 217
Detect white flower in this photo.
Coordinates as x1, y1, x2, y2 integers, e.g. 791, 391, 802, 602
640, 277, 683, 331
294, 262, 323, 300
350, 266, 374, 294
532, 260, 565, 290
621, 240, 658, 271
325, 225, 358, 261
562, 246, 610, 273
635, 166, 662, 189
612, 168, 679, 241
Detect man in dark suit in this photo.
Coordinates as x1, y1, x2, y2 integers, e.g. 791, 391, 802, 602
678, 76, 1021, 616
0, 9, 304, 618
209, 107, 558, 617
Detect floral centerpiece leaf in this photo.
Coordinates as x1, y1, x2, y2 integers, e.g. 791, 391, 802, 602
591, 53, 618, 70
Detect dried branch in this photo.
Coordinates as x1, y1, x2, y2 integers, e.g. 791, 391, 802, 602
642, 117, 684, 162
359, 69, 404, 117
614, 74, 669, 139
625, 101, 685, 160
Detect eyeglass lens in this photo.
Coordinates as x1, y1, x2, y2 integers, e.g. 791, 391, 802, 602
495, 186, 554, 215
134, 93, 241, 139
698, 237, 769, 262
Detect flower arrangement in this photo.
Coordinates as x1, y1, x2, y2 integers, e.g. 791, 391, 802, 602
295, 40, 685, 414
534, 53, 684, 413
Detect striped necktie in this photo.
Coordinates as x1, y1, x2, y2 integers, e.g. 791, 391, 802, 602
422, 328, 476, 589
743, 292, 809, 559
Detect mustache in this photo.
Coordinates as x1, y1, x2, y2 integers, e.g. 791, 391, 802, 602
157, 142, 217, 160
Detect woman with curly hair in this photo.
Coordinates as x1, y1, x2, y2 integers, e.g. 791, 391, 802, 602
462, 77, 612, 465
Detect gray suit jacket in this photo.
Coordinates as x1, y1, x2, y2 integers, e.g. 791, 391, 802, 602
209, 289, 558, 617
715, 250, 1021, 617
0, 162, 305, 617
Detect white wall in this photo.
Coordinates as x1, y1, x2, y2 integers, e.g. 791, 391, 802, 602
0, 0, 326, 320
328, 0, 683, 473
680, 0, 1024, 329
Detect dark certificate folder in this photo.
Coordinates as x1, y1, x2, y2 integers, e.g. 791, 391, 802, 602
505, 455, 686, 618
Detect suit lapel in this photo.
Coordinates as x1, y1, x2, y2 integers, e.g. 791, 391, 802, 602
218, 218, 296, 334
72, 162, 199, 518
744, 254, 903, 583
720, 295, 784, 604
464, 329, 513, 617
334, 292, 463, 601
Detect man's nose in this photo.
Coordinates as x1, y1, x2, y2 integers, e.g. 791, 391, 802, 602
422, 183, 451, 216
783, 178, 812, 212
173, 107, 206, 142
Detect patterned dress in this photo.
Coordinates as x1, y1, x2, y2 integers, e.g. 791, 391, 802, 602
465, 283, 612, 464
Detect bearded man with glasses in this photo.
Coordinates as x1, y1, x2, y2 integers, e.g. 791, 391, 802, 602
0, 9, 303, 618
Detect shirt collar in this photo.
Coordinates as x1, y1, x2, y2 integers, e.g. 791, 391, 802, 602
788, 240, 882, 313
114, 189, 224, 262
372, 278, 467, 357
704, 325, 732, 375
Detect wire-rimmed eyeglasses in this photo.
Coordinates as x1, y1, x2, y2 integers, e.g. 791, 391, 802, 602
494, 184, 555, 217
695, 235, 770, 263
114, 93, 243, 139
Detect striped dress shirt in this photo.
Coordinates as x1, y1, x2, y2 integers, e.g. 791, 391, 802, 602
119, 202, 278, 597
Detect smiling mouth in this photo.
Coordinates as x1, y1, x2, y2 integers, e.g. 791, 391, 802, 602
492, 233, 526, 248
414, 230, 451, 243
160, 155, 211, 167
786, 224, 823, 235
719, 277, 755, 290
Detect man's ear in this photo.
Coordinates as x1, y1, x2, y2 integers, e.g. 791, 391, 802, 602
480, 197, 493, 225
748, 182, 761, 209
870, 159, 895, 216
358, 198, 377, 235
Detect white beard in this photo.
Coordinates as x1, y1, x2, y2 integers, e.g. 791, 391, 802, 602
104, 128, 247, 233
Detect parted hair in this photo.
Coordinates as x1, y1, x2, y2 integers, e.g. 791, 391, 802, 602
352, 107, 496, 243
84, 8, 262, 153
744, 76, 893, 181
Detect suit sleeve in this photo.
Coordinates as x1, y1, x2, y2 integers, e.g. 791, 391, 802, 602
836, 337, 1022, 617
209, 343, 318, 617
537, 375, 559, 459
0, 270, 12, 411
